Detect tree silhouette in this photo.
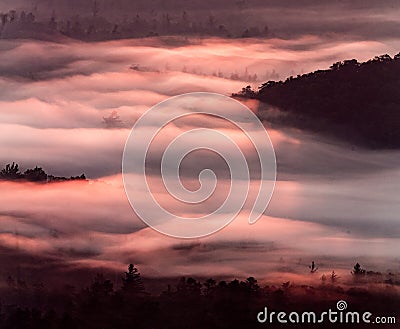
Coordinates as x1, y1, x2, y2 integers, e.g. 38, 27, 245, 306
352, 262, 366, 276
309, 261, 318, 273
8, 10, 16, 22
244, 277, 259, 294
122, 264, 144, 294
0, 162, 86, 183
203, 278, 216, 296
23, 166, 47, 182
90, 274, 114, 297
330, 270, 340, 283
0, 162, 22, 180
92, 0, 99, 17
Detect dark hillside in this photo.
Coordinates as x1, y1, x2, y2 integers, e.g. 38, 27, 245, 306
235, 54, 400, 149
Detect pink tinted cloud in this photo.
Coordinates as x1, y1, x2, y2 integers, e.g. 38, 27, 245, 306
0, 36, 399, 281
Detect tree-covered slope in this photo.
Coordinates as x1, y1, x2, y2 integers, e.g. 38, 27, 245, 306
235, 54, 400, 148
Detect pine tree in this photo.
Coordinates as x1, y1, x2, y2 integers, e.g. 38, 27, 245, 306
122, 264, 144, 294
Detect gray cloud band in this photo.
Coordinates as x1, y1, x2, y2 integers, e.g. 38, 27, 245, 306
122, 92, 276, 238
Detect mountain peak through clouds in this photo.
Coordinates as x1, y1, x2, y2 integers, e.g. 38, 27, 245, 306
234, 53, 400, 149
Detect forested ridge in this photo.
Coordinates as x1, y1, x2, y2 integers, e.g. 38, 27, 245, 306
0, 263, 398, 328
235, 53, 400, 149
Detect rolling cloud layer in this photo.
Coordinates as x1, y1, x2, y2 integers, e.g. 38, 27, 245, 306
0, 35, 399, 284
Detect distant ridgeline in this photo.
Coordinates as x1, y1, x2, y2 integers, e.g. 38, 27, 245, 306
234, 54, 400, 149
0, 7, 269, 41
0, 162, 86, 183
